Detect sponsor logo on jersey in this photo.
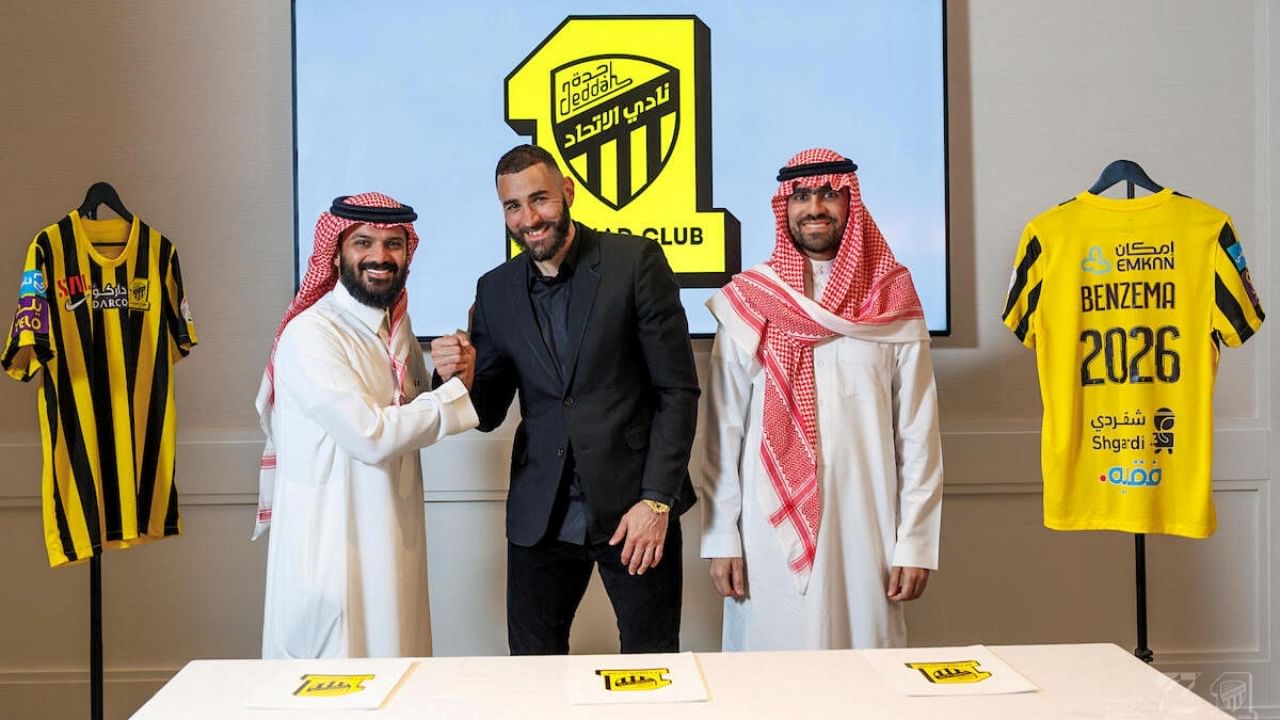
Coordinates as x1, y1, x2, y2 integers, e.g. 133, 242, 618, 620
905, 660, 991, 684
55, 273, 148, 312
87, 283, 130, 310
1080, 246, 1111, 275
1099, 459, 1162, 487
292, 674, 375, 698
19, 270, 46, 298
595, 667, 672, 691
56, 273, 91, 309
1241, 268, 1261, 309
1153, 407, 1175, 454
1114, 240, 1174, 272
505, 16, 740, 287
12, 296, 49, 337
1225, 241, 1248, 272
1089, 408, 1149, 454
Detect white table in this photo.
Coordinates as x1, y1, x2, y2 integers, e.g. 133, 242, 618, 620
130, 643, 1229, 719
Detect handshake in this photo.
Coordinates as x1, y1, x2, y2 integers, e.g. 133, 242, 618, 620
430, 331, 475, 390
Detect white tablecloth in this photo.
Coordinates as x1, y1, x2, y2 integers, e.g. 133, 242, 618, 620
129, 643, 1228, 719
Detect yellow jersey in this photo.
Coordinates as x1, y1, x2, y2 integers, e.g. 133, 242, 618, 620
3, 211, 198, 566
1003, 189, 1263, 538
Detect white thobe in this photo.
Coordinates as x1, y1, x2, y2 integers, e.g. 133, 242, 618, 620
262, 283, 478, 659
700, 272, 943, 651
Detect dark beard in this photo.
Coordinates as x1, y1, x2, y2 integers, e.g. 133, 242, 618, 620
339, 257, 406, 309
788, 215, 844, 257
509, 203, 572, 262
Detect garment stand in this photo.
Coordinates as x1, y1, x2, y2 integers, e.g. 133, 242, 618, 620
1123, 177, 1154, 665
1085, 163, 1167, 661
75, 181, 127, 720
1134, 533, 1153, 662
91, 555, 103, 720
1087, 165, 1160, 664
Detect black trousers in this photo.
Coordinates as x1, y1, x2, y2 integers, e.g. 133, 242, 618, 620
506, 520, 682, 655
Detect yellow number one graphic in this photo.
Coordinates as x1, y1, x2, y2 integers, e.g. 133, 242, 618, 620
506, 15, 740, 287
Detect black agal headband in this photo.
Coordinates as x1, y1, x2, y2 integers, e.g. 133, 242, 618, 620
329, 196, 418, 224
776, 158, 858, 182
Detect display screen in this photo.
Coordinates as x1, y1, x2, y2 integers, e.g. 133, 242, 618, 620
294, 0, 949, 336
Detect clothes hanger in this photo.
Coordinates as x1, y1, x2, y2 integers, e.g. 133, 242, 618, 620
77, 181, 133, 246
1087, 157, 1164, 667
1087, 159, 1163, 195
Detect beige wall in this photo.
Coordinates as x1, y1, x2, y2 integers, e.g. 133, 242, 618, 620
0, 2, 1275, 718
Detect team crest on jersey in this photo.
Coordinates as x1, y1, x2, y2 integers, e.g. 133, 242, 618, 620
293, 674, 375, 698
595, 667, 672, 691
505, 16, 740, 288
128, 279, 150, 311
906, 660, 992, 684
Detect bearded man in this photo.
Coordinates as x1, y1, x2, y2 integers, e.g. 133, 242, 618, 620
700, 149, 944, 650
431, 145, 699, 655
255, 192, 478, 658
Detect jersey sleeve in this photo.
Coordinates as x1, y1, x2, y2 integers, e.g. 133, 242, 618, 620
1001, 221, 1046, 348
2, 239, 54, 381
1211, 219, 1265, 347
164, 245, 198, 357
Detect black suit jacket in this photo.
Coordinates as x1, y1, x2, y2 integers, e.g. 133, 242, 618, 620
469, 224, 700, 546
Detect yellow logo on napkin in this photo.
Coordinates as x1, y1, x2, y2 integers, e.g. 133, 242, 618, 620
293, 673, 375, 697
595, 667, 672, 691
906, 660, 992, 684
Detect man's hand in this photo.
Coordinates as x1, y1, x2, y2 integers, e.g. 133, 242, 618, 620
608, 501, 670, 575
887, 566, 930, 602
430, 331, 475, 390
709, 557, 746, 598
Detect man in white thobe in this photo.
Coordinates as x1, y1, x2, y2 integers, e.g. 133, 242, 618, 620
254, 192, 478, 658
701, 148, 943, 650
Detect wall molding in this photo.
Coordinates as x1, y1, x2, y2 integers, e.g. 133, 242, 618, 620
0, 429, 1270, 501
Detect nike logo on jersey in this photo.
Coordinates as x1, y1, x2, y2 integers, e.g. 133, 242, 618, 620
64, 296, 88, 311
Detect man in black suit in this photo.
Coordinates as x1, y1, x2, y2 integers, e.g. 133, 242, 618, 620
431, 144, 699, 654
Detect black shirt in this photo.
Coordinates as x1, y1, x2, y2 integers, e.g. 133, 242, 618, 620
526, 236, 588, 544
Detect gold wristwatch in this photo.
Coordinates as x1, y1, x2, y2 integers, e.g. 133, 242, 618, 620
642, 499, 671, 514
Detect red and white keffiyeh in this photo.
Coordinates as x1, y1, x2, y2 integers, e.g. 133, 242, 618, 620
252, 192, 421, 539
718, 148, 924, 588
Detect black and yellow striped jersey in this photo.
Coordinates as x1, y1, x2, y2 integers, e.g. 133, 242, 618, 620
3, 211, 198, 567
1003, 189, 1264, 538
